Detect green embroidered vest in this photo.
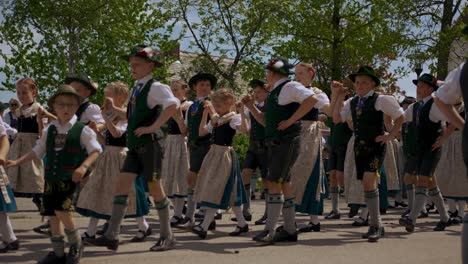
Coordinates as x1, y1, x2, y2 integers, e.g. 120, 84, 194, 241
45, 122, 86, 182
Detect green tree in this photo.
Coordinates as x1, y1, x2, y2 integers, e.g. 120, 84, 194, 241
0, 0, 178, 103
271, 0, 417, 94
163, 0, 281, 93
404, 0, 467, 79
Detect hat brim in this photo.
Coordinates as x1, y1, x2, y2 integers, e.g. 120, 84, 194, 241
189, 73, 217, 90
65, 77, 97, 95
349, 73, 381, 87
249, 79, 266, 89
412, 79, 438, 90
121, 54, 164, 68
48, 92, 83, 109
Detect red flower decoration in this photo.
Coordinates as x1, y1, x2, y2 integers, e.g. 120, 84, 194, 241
267, 60, 276, 68
433, 77, 437, 84
139, 50, 148, 57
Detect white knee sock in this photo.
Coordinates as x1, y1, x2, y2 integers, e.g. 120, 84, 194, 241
448, 199, 457, 213
0, 212, 16, 243
309, 215, 320, 225
458, 201, 466, 218
86, 217, 99, 236
200, 208, 216, 231
174, 197, 185, 218
136, 217, 149, 231
233, 206, 247, 227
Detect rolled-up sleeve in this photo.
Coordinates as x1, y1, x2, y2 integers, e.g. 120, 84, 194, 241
376, 95, 404, 120
435, 63, 463, 105
32, 127, 49, 159
340, 98, 353, 121
148, 83, 181, 109
314, 92, 330, 110
80, 126, 103, 155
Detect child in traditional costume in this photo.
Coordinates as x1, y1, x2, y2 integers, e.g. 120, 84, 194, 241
8, 85, 101, 264
0, 119, 19, 254
76, 82, 150, 242
161, 80, 192, 227
85, 45, 179, 252
192, 88, 249, 239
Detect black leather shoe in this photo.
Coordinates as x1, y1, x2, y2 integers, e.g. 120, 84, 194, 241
254, 215, 267, 225
367, 226, 385, 242
231, 212, 252, 222
130, 227, 152, 242
433, 219, 452, 231
192, 225, 207, 239
37, 252, 66, 264
380, 208, 387, 215
418, 211, 429, 219
426, 202, 435, 212
273, 229, 298, 242
395, 201, 408, 208
195, 210, 205, 219
149, 235, 176, 252
352, 217, 369, 227
253, 230, 274, 244
208, 220, 216, 230
449, 210, 459, 218
170, 216, 184, 227
401, 209, 411, 217
399, 217, 415, 233
66, 244, 83, 264
229, 225, 249, 236
252, 230, 269, 242
95, 223, 109, 236
298, 222, 320, 233
83, 235, 119, 251
324, 211, 341, 220
451, 216, 463, 225
33, 222, 51, 235
348, 206, 359, 218
5, 239, 19, 251
214, 212, 222, 220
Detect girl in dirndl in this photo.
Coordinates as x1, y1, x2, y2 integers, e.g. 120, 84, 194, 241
434, 108, 468, 224
76, 82, 150, 242
0, 119, 19, 253
192, 88, 249, 239
161, 80, 192, 227
7, 78, 46, 207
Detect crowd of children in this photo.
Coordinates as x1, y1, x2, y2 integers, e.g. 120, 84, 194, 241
0, 44, 466, 263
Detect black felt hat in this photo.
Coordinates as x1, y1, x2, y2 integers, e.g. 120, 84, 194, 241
348, 66, 381, 87
188, 73, 217, 90
249, 79, 267, 89
265, 58, 294, 76
65, 73, 98, 96
412, 73, 438, 90
121, 45, 164, 67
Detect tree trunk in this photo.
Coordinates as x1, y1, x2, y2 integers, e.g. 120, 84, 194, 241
436, 0, 455, 80
330, 0, 342, 81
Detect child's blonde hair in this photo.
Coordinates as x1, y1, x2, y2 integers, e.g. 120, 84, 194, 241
16, 78, 39, 93
298, 62, 315, 72
170, 80, 189, 91
105, 81, 129, 98
211, 88, 236, 104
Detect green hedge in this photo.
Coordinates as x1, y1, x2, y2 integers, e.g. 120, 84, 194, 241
233, 133, 249, 165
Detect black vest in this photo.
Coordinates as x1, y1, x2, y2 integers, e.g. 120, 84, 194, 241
105, 130, 127, 147
301, 108, 319, 121
76, 101, 90, 122
212, 121, 236, 146
350, 93, 384, 143
8, 112, 17, 129
412, 99, 441, 153
167, 101, 188, 135
249, 104, 266, 142
17, 115, 39, 133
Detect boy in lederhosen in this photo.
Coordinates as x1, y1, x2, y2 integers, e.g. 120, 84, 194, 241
248, 58, 321, 244
237, 79, 269, 225
332, 66, 404, 242
398, 73, 453, 233
85, 45, 179, 252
